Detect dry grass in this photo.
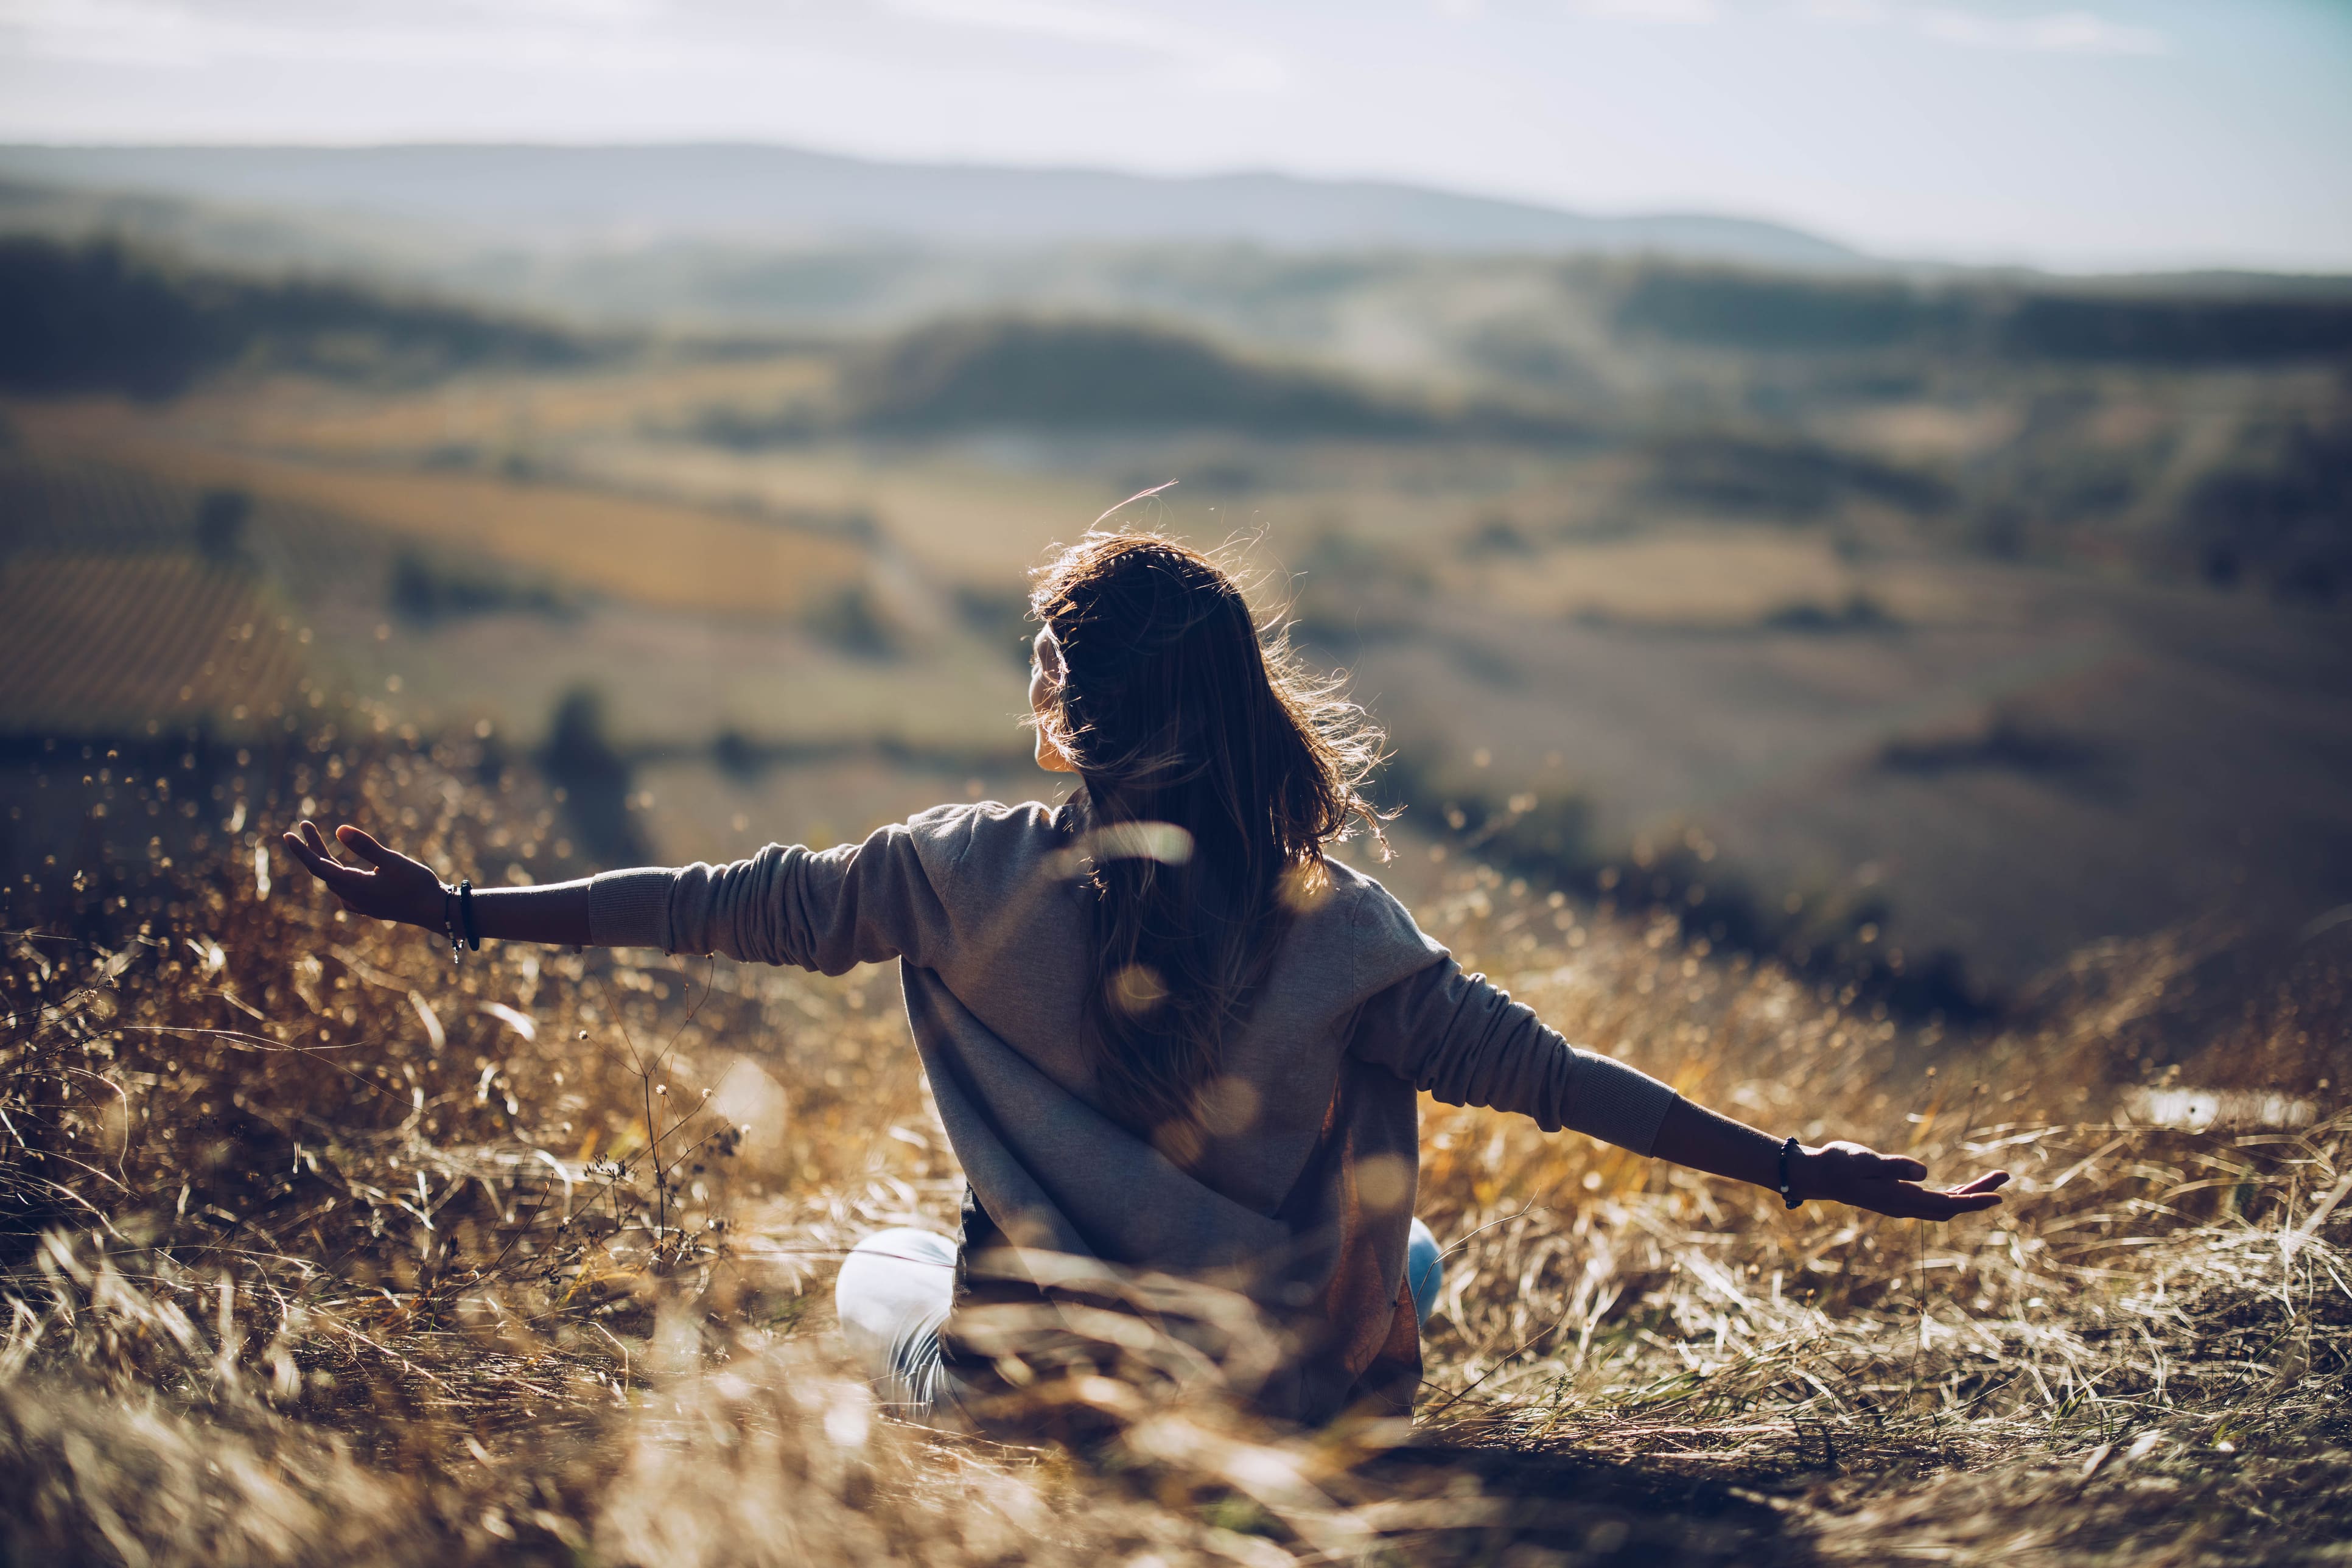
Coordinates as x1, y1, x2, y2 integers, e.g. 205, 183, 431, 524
1462, 526, 1862, 627
178, 357, 845, 458
2, 735, 2346, 1565
11, 400, 872, 617
0, 555, 306, 735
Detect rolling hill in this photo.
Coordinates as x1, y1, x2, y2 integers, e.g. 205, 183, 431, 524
0, 142, 1858, 266
0, 235, 597, 397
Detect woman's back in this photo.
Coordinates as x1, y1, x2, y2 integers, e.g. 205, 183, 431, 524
584, 794, 1679, 1420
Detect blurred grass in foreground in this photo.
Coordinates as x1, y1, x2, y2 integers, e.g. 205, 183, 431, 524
0, 735, 2346, 1566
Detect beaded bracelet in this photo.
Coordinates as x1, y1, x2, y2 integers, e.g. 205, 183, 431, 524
1777, 1136, 1804, 1209
440, 879, 479, 964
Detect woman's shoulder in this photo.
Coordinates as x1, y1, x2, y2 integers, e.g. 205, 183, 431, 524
1311, 853, 1410, 922
1298, 855, 1448, 989
898, 798, 1069, 879
904, 797, 1064, 837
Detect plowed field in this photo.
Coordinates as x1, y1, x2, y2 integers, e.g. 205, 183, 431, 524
0, 555, 305, 735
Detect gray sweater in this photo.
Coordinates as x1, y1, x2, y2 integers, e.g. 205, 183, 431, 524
587, 800, 1678, 1421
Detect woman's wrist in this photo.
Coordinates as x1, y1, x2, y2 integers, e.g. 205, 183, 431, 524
1793, 1146, 1881, 1209
1789, 1146, 1827, 1203
1775, 1136, 1805, 1207
413, 881, 457, 936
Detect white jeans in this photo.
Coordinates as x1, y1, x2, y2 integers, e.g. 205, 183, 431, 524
833, 1225, 960, 1412
835, 1219, 1446, 1412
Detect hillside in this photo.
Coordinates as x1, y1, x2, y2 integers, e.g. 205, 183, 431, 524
1616, 265, 2352, 362
0, 142, 1858, 264
0, 235, 597, 397
821, 317, 1438, 438
5, 224, 2350, 999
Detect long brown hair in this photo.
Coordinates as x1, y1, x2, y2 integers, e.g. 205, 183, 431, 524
1030, 531, 1386, 1154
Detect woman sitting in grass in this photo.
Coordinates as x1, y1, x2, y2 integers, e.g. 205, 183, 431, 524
282, 530, 2006, 1424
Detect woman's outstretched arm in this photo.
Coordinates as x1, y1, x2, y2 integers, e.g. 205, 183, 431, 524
281, 813, 954, 973
1351, 954, 2008, 1222
280, 821, 594, 946
1649, 1094, 2007, 1221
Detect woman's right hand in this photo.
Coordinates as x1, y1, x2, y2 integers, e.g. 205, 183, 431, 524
280, 821, 446, 931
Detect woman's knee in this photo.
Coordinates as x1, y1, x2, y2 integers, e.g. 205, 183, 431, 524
835, 1227, 957, 1373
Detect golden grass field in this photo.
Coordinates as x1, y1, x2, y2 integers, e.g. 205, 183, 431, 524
11, 399, 873, 618
2, 736, 2345, 1565
177, 354, 845, 458
1464, 525, 1974, 629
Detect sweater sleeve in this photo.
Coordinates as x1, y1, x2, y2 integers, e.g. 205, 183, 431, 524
1341, 886, 1678, 1153
585, 814, 956, 974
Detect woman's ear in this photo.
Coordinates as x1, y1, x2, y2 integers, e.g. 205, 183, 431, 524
1029, 628, 1079, 774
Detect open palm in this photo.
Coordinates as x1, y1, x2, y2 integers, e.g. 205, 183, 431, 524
1804, 1141, 2009, 1220
279, 821, 443, 929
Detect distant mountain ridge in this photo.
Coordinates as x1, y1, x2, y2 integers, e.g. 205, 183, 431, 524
0, 143, 1859, 267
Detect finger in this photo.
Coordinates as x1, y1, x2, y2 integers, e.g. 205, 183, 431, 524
281, 833, 335, 878
335, 824, 397, 868
289, 840, 367, 894
287, 831, 369, 886
1852, 1178, 2000, 1219
304, 821, 351, 870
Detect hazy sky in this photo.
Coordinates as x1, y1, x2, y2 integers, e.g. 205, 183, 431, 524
2, 0, 2348, 271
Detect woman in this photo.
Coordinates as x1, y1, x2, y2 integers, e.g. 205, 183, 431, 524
282, 531, 2005, 1425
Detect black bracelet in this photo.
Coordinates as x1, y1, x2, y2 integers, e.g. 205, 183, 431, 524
1778, 1136, 1804, 1209
459, 878, 478, 951
442, 883, 463, 965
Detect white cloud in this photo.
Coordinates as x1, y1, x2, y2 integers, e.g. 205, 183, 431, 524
1569, 0, 1723, 22
0, 0, 1275, 86
880, 0, 1287, 89
1791, 0, 1888, 20
1916, 7, 2168, 55
0, 0, 219, 66
0, 0, 755, 70
1795, 1, 2167, 56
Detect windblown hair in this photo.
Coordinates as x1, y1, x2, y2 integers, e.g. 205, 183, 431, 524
1030, 531, 1387, 1153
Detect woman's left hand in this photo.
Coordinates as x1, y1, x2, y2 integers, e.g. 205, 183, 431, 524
1798, 1141, 2009, 1219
